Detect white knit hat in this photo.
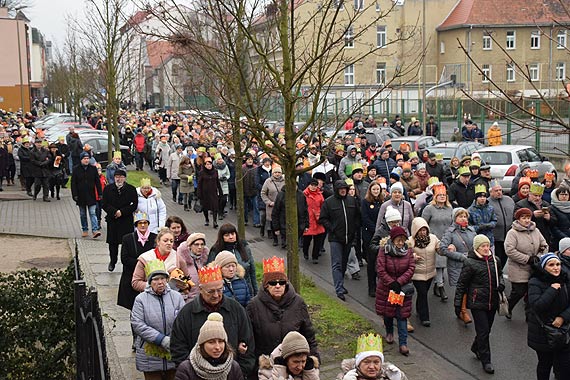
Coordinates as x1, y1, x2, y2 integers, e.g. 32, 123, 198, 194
385, 206, 401, 223
390, 182, 404, 194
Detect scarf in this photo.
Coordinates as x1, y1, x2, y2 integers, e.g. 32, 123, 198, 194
137, 228, 151, 245
154, 247, 169, 262
551, 192, 570, 213
385, 239, 408, 257
414, 233, 431, 249
189, 345, 234, 380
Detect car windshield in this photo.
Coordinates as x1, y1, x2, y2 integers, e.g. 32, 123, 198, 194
429, 147, 455, 159
479, 152, 512, 165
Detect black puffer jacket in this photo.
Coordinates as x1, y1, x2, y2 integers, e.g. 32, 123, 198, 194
527, 269, 570, 352
318, 180, 361, 244
454, 250, 504, 311
271, 187, 309, 235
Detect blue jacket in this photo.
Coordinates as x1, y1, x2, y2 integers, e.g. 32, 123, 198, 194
468, 200, 497, 245
223, 265, 252, 307
372, 158, 396, 183
361, 198, 381, 232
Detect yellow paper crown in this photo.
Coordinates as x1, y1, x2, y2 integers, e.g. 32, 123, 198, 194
208, 147, 217, 154
356, 333, 383, 355
435, 152, 444, 160
427, 177, 440, 186
530, 182, 545, 195
526, 169, 539, 179
113, 151, 122, 159
408, 151, 418, 159
197, 147, 207, 153
470, 160, 481, 168
474, 184, 487, 195
140, 178, 151, 187
458, 166, 470, 176
263, 256, 285, 274
198, 266, 223, 283
144, 260, 167, 278
544, 172, 555, 181
345, 178, 354, 186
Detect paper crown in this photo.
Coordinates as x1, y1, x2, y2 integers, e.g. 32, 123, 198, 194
352, 163, 364, 173
263, 256, 285, 274
214, 153, 222, 160
335, 144, 345, 152
427, 177, 440, 186
489, 179, 501, 189
384, 140, 392, 147
197, 146, 207, 153
470, 160, 481, 168
356, 333, 383, 355
433, 184, 447, 196
474, 184, 487, 195
140, 178, 151, 187
519, 176, 532, 187
530, 182, 545, 195
144, 259, 167, 278
377, 176, 387, 184
458, 166, 471, 176
544, 172, 556, 181
209, 147, 217, 154
526, 169, 539, 179
391, 167, 403, 176
435, 152, 444, 160
113, 151, 122, 159
402, 162, 412, 171
345, 178, 354, 186
134, 211, 149, 224
198, 266, 223, 283
408, 151, 418, 159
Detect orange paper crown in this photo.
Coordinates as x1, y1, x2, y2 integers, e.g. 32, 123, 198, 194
519, 176, 532, 187
526, 169, 539, 179
544, 172, 555, 181
388, 290, 404, 306
198, 266, 223, 283
402, 162, 412, 171
263, 256, 285, 274
433, 184, 447, 196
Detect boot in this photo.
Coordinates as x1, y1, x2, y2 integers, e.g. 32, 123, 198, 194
439, 286, 448, 302
433, 285, 441, 297
273, 233, 279, 246
407, 320, 415, 333
460, 294, 472, 325
43, 196, 51, 202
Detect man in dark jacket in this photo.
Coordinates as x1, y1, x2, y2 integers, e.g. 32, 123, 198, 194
372, 149, 396, 184
17, 138, 34, 196
170, 267, 255, 377
449, 167, 475, 208
30, 139, 52, 202
487, 180, 515, 270
243, 154, 260, 226
256, 157, 272, 236
425, 116, 439, 137
319, 180, 361, 301
71, 152, 102, 238
101, 169, 138, 272
426, 152, 445, 183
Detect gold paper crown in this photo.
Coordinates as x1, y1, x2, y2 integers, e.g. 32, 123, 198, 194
208, 147, 217, 154
470, 160, 481, 168
335, 144, 345, 152
530, 182, 545, 195
474, 184, 487, 195
140, 178, 151, 187
402, 162, 412, 171
351, 163, 364, 173
458, 166, 471, 176
113, 151, 122, 159
345, 178, 354, 186
427, 177, 440, 186
408, 151, 418, 159
144, 260, 167, 278
263, 256, 285, 274
198, 266, 223, 283
526, 169, 539, 179
544, 172, 555, 181
433, 184, 447, 196
435, 152, 444, 160
377, 177, 387, 184
356, 333, 383, 355
197, 146, 207, 153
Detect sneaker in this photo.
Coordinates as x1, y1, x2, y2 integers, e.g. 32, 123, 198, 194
337, 293, 346, 301
407, 320, 415, 333
81, 231, 88, 238
92, 231, 102, 239
482, 363, 494, 374
351, 272, 361, 280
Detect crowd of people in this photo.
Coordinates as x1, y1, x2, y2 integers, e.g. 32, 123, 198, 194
1, 108, 570, 380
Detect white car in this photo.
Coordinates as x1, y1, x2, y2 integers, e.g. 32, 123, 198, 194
476, 145, 557, 193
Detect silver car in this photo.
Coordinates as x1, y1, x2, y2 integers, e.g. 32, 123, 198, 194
476, 145, 557, 193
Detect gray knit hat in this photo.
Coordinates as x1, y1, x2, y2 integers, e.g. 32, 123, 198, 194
197, 312, 228, 345
559, 238, 570, 254
280, 331, 310, 359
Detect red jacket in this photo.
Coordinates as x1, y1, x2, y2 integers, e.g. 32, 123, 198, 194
133, 133, 146, 153
303, 187, 325, 236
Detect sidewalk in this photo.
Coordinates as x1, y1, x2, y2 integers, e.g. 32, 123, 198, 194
0, 177, 472, 380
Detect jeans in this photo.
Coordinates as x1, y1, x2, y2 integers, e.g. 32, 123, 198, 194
68, 156, 74, 174
471, 309, 496, 364
330, 241, 351, 295
244, 195, 260, 224
536, 348, 570, 380
79, 204, 99, 232
171, 179, 183, 202
384, 310, 408, 346
134, 151, 144, 170
413, 278, 433, 322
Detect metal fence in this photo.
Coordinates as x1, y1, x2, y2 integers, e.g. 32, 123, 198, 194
74, 245, 110, 380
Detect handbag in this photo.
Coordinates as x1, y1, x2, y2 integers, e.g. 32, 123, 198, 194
532, 308, 570, 350
401, 282, 415, 297
493, 256, 509, 316
193, 198, 203, 213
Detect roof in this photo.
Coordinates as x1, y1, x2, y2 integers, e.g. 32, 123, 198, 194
438, 0, 570, 31
146, 40, 175, 69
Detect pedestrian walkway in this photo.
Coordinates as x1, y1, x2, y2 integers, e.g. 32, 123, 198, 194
0, 173, 471, 380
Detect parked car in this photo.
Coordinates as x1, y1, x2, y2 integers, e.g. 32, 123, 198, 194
35, 115, 77, 128
428, 141, 485, 164
344, 127, 401, 146
45, 124, 94, 141
80, 135, 133, 168
389, 136, 440, 152
476, 145, 556, 193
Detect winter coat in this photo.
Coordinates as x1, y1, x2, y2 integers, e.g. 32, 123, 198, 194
155, 142, 170, 169
176, 242, 209, 302
515, 198, 557, 247
243, 164, 258, 197
401, 175, 421, 197
71, 163, 102, 207
488, 195, 515, 242
338, 152, 359, 180
258, 344, 319, 380
247, 284, 318, 360
17, 145, 33, 177
101, 183, 138, 245
421, 203, 453, 268
361, 198, 382, 234
426, 162, 445, 183
215, 161, 231, 195
179, 164, 196, 194
167, 152, 182, 179
136, 187, 167, 234
222, 264, 252, 307
409, 218, 439, 281
372, 158, 397, 183
319, 181, 361, 244
440, 223, 477, 287
208, 241, 258, 296
550, 191, 570, 250
131, 285, 185, 373
227, 158, 236, 190
272, 188, 309, 235
415, 171, 430, 192
375, 199, 414, 235
375, 241, 415, 318
339, 358, 407, 380
30, 147, 51, 177
175, 357, 243, 380
527, 269, 570, 352
117, 231, 157, 310
505, 220, 548, 283
487, 126, 502, 146
170, 295, 256, 376
467, 200, 497, 245
261, 176, 285, 222
303, 186, 326, 236
454, 250, 504, 311
197, 167, 222, 212
68, 135, 83, 159
132, 249, 181, 293
449, 179, 475, 209
256, 166, 272, 208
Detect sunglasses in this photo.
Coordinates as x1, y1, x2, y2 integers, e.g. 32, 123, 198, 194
267, 280, 287, 286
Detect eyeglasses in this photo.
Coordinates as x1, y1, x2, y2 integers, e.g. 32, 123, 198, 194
267, 280, 287, 286
203, 287, 224, 295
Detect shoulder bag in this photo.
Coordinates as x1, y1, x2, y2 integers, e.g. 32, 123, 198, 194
493, 256, 509, 316
531, 306, 570, 350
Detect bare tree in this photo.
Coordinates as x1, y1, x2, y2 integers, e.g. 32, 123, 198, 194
0, 0, 32, 15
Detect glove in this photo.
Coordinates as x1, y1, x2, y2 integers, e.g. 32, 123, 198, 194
273, 356, 286, 366
529, 255, 540, 265
160, 336, 170, 351
389, 281, 401, 293
304, 356, 314, 370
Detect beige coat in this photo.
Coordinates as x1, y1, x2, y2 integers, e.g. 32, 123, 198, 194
261, 176, 285, 222
409, 217, 439, 281
504, 220, 548, 283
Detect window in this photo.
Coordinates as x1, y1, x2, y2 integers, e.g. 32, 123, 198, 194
482, 34, 492, 50
506, 63, 515, 82
440, 41, 445, 54
506, 31, 516, 49
529, 63, 539, 81
556, 62, 566, 81
557, 30, 567, 49
344, 64, 354, 85
530, 31, 540, 49
354, 0, 364, 10
376, 1, 381, 11
344, 26, 354, 48
376, 62, 386, 84
377, 26, 386, 48
482, 64, 491, 83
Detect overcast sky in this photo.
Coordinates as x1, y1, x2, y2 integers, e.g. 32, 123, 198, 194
27, 0, 86, 49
